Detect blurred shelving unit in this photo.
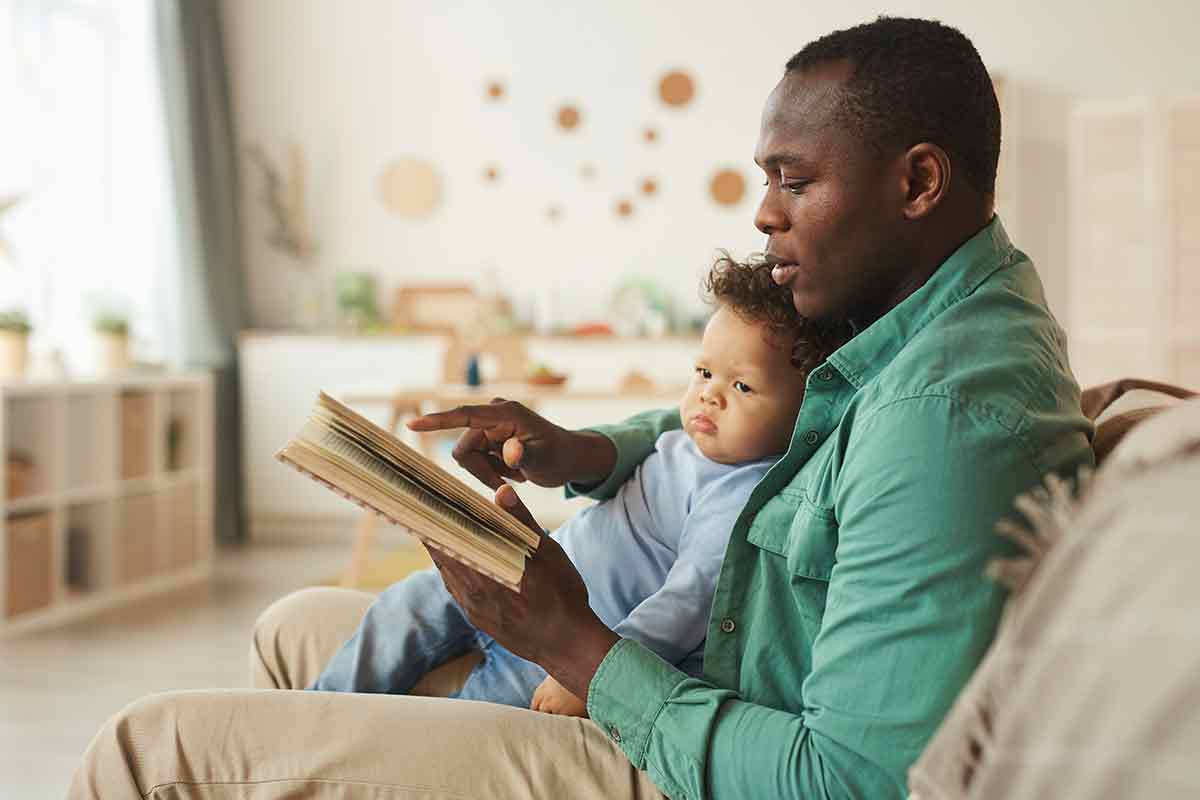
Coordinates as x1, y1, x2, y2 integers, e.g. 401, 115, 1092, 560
1069, 94, 1200, 388
0, 373, 214, 637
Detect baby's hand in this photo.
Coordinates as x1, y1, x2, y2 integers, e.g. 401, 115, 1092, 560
530, 675, 588, 718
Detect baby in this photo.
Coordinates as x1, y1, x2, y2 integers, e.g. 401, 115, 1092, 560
310, 253, 848, 715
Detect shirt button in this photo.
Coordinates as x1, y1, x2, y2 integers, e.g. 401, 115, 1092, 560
720, 618, 736, 634
818, 368, 834, 381
608, 725, 622, 743
804, 430, 820, 445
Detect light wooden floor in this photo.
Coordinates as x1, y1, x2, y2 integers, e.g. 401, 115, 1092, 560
0, 541, 349, 798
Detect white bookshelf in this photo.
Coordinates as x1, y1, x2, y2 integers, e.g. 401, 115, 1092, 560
0, 373, 214, 637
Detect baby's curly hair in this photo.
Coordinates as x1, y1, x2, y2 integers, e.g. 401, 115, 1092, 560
703, 251, 852, 377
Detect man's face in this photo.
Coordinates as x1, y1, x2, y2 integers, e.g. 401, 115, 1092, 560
753, 63, 908, 324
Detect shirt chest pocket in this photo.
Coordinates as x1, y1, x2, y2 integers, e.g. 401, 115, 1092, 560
746, 491, 838, 620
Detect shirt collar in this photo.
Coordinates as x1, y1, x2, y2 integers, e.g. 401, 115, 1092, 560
826, 215, 1018, 390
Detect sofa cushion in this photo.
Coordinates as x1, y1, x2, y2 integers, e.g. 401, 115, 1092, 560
1082, 378, 1197, 465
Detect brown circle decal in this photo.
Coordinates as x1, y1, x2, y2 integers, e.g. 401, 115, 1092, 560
709, 168, 746, 207
556, 104, 581, 132
379, 159, 440, 218
643, 127, 658, 143
483, 165, 500, 182
658, 70, 696, 108
615, 198, 634, 218
486, 81, 505, 100
640, 177, 658, 197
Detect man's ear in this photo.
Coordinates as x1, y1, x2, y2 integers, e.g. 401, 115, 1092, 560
901, 143, 951, 220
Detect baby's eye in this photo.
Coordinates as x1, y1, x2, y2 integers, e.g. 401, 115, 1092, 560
733, 381, 753, 394
695, 367, 712, 379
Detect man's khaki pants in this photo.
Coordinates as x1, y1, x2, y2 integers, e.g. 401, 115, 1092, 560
68, 586, 666, 799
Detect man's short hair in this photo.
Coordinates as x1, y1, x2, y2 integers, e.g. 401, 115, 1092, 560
787, 16, 1001, 197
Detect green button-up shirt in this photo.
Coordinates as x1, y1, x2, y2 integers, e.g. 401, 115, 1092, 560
577, 218, 1094, 800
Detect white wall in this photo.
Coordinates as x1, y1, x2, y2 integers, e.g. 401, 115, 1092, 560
221, 0, 1200, 331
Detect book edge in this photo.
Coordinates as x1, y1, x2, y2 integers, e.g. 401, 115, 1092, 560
275, 450, 523, 592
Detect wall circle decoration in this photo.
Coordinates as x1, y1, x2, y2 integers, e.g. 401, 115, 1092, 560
483, 165, 500, 182
658, 70, 696, 107
486, 81, 505, 100
556, 104, 582, 132
580, 163, 596, 180
615, 198, 634, 218
643, 127, 659, 143
709, 168, 746, 207
547, 205, 563, 222
640, 177, 658, 197
379, 159, 440, 218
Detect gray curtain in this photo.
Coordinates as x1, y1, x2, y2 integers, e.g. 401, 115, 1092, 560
155, 0, 247, 543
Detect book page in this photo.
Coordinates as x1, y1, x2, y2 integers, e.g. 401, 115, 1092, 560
275, 392, 542, 590
292, 421, 530, 566
314, 392, 541, 549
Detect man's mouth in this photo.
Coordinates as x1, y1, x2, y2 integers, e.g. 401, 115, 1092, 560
690, 414, 717, 433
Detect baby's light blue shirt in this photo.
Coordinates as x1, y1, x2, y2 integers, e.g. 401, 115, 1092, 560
552, 429, 774, 675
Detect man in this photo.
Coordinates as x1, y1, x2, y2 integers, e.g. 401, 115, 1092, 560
71, 16, 1091, 799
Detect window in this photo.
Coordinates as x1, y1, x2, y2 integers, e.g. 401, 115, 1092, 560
0, 0, 171, 373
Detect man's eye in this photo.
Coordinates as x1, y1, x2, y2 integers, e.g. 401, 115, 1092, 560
782, 180, 810, 196
734, 381, 752, 393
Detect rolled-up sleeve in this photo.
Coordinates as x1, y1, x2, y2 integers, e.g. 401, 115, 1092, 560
588, 641, 856, 800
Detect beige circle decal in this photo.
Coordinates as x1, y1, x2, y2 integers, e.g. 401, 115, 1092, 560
486, 81, 505, 101
658, 70, 696, 107
615, 198, 634, 218
640, 177, 658, 197
556, 104, 582, 132
379, 159, 440, 218
579, 163, 596, 180
709, 168, 746, 207
547, 205, 563, 222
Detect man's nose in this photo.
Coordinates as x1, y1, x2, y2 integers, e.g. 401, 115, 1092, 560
754, 187, 788, 236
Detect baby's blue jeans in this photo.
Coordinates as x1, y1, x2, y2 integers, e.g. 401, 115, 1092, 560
309, 567, 548, 708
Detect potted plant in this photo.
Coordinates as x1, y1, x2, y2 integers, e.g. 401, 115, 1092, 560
0, 310, 31, 379
94, 311, 131, 375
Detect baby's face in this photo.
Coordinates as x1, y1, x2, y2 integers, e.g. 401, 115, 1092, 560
680, 306, 809, 464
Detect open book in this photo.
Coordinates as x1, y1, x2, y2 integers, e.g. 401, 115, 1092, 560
276, 392, 540, 590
